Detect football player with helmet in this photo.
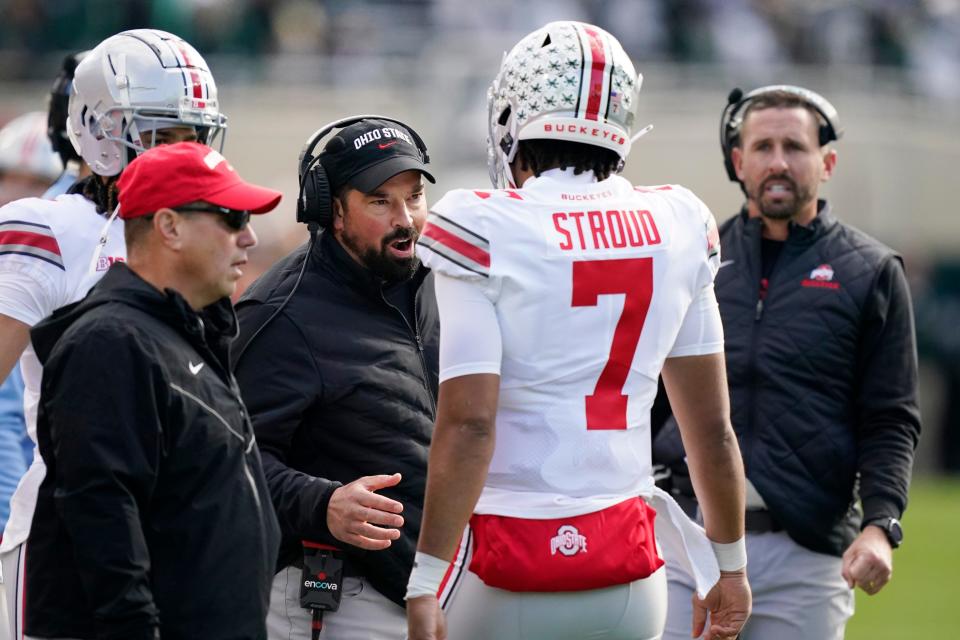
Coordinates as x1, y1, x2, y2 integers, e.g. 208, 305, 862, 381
0, 29, 226, 640
406, 22, 751, 640
0, 110, 62, 632
0, 51, 89, 555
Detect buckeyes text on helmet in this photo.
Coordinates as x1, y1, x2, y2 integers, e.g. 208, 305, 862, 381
67, 29, 227, 177
487, 21, 642, 188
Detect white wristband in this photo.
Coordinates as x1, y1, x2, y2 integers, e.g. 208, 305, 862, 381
404, 551, 451, 600
710, 537, 747, 572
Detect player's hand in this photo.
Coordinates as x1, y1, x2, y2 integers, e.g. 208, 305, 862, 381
692, 569, 751, 640
407, 595, 446, 640
327, 473, 404, 550
841, 525, 893, 595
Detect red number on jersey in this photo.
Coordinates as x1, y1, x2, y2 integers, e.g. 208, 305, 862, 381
572, 257, 654, 429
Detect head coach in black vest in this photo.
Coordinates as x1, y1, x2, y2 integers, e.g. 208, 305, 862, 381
232, 115, 439, 639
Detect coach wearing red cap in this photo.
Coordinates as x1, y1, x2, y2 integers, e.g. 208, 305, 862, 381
24, 142, 282, 640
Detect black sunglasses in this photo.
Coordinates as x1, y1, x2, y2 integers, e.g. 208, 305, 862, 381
175, 203, 251, 231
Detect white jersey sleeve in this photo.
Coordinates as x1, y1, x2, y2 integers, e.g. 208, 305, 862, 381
418, 190, 498, 293
418, 190, 505, 381
670, 185, 721, 289
668, 282, 724, 357
659, 185, 724, 357
434, 272, 502, 382
0, 199, 69, 325
0, 264, 54, 326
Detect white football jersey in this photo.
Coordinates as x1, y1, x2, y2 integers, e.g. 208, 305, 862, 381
418, 169, 722, 518
0, 193, 125, 551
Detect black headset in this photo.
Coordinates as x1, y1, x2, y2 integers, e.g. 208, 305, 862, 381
719, 84, 842, 182
297, 114, 431, 228
48, 50, 88, 166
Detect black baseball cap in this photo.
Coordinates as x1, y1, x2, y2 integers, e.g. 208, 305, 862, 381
319, 119, 435, 194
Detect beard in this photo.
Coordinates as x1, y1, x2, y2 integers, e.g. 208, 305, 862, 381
341, 225, 420, 283
748, 173, 815, 221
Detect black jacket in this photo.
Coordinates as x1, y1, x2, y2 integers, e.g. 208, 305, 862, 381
232, 230, 439, 607
656, 203, 920, 556
26, 263, 280, 640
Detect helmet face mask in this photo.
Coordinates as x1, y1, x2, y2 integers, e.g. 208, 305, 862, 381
68, 29, 227, 177
486, 21, 640, 188
486, 68, 521, 188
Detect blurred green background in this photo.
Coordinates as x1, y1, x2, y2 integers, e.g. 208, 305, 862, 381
848, 476, 957, 639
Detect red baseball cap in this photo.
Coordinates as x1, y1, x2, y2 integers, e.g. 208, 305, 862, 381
117, 142, 282, 219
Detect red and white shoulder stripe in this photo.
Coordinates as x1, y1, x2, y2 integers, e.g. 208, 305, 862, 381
0, 219, 64, 270
418, 212, 490, 278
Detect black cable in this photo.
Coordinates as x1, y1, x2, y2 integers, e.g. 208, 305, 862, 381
311, 608, 323, 640
233, 221, 320, 366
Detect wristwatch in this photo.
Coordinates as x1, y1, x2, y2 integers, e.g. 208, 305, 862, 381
865, 517, 903, 549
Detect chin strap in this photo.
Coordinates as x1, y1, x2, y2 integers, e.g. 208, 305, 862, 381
87, 204, 123, 276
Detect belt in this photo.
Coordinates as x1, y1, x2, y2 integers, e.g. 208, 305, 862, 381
670, 491, 781, 533
662, 471, 781, 533
744, 508, 782, 533
291, 552, 364, 577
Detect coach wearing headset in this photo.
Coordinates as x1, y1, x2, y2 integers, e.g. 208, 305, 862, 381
232, 116, 439, 639
654, 86, 920, 639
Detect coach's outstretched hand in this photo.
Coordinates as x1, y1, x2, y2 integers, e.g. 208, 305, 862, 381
692, 569, 751, 640
407, 594, 446, 640
327, 473, 405, 550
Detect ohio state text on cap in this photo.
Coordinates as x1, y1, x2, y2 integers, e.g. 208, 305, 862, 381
319, 119, 435, 194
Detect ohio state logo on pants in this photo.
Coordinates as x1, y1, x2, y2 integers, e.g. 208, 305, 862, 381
550, 525, 588, 557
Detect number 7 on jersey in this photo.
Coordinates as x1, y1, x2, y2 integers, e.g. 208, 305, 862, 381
572, 257, 654, 430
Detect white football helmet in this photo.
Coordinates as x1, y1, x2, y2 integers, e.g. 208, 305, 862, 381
68, 29, 227, 177
0, 111, 63, 182
487, 21, 642, 188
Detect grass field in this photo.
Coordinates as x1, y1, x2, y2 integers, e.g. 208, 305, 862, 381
846, 475, 958, 639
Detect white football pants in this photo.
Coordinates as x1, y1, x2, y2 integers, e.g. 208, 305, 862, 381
442, 565, 667, 640
1, 542, 25, 640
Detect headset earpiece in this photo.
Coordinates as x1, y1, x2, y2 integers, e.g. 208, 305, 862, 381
297, 156, 334, 227
719, 85, 842, 182
296, 114, 431, 228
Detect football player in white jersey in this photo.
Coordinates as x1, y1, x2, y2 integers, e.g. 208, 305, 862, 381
0, 29, 226, 640
0, 51, 90, 546
406, 22, 751, 640
0, 110, 62, 536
